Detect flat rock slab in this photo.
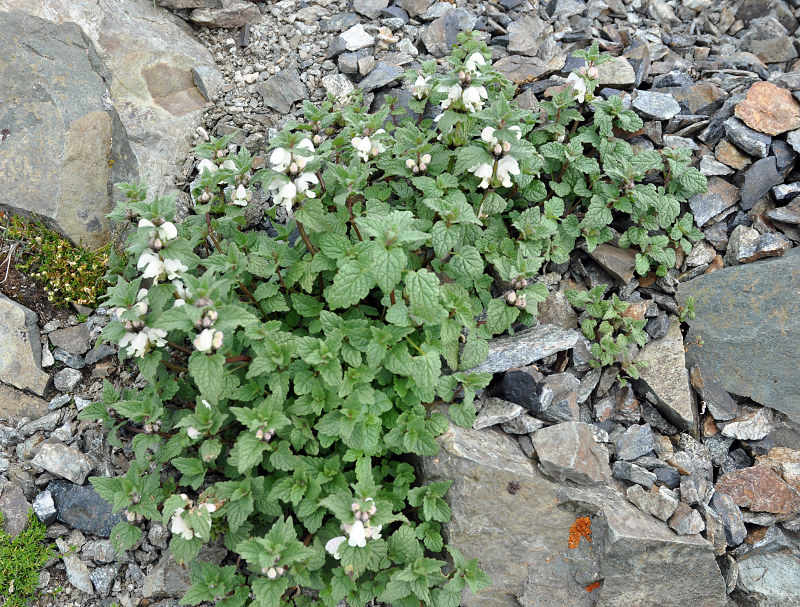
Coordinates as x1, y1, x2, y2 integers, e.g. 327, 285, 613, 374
48, 480, 125, 538
32, 441, 92, 484
0, 294, 50, 396
734, 81, 800, 136
715, 465, 800, 515
532, 421, 611, 484
586, 243, 637, 284
48, 324, 91, 355
465, 324, 579, 374
634, 317, 697, 437
0, 482, 30, 537
0, 383, 49, 426
255, 64, 307, 114
677, 248, 800, 424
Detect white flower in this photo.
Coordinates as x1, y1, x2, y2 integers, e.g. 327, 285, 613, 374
231, 184, 250, 206
186, 426, 201, 440
295, 172, 319, 197
202, 400, 212, 409
462, 86, 487, 112
325, 536, 346, 560
163, 258, 188, 281
296, 137, 315, 153
139, 218, 178, 242
270, 147, 292, 172
348, 520, 367, 548
194, 328, 223, 353
197, 159, 217, 175
464, 52, 486, 75
137, 250, 164, 280
364, 523, 382, 540
170, 508, 194, 540
470, 162, 494, 189
118, 326, 167, 358
221, 159, 236, 171
202, 502, 217, 514
496, 155, 520, 188
566, 72, 587, 104
411, 75, 431, 99
481, 126, 498, 147
438, 83, 462, 110
351, 135, 375, 161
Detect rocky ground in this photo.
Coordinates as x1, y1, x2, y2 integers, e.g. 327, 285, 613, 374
2, 0, 800, 606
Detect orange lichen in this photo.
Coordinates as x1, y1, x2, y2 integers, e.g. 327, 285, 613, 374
567, 516, 592, 549
585, 582, 601, 593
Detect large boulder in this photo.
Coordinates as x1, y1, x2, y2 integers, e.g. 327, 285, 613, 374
676, 248, 800, 424
0, 0, 222, 244
418, 414, 728, 607
0, 294, 50, 396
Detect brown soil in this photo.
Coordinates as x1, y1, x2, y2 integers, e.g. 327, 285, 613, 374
0, 249, 71, 326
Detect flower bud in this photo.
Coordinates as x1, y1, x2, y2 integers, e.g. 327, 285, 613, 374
216, 150, 226, 159
202, 316, 212, 328
419, 163, 427, 172
256, 428, 264, 440
412, 165, 419, 173
153, 238, 163, 250
369, 504, 377, 515
371, 146, 379, 156
126, 511, 136, 523
267, 567, 278, 580
200, 191, 211, 202
276, 567, 285, 576
351, 502, 361, 512
207, 310, 218, 321
458, 70, 466, 80
421, 153, 431, 165
515, 294, 527, 309
296, 156, 307, 169
503, 141, 511, 153
505, 291, 517, 305
406, 158, 416, 170
494, 143, 503, 155
579, 66, 587, 76
313, 134, 322, 145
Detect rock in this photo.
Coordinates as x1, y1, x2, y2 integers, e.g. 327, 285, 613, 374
735, 82, 800, 136
632, 91, 681, 120
715, 464, 800, 514
0, 482, 30, 537
710, 493, 747, 546
53, 348, 86, 370
768, 197, 800, 224
32, 490, 57, 525
757, 447, 800, 489
596, 56, 636, 86
734, 550, 800, 607
49, 480, 125, 538
319, 12, 359, 32
465, 324, 579, 374
473, 397, 523, 430
772, 183, 800, 201
0, 294, 50, 396
84, 344, 116, 366
507, 15, 551, 57
189, 0, 261, 27
340, 24, 374, 52
740, 156, 785, 210
537, 373, 580, 423
143, 543, 228, 598
56, 536, 94, 594
47, 324, 91, 356
788, 128, 800, 154
634, 318, 697, 437
614, 424, 655, 460
715, 139, 752, 170
91, 563, 120, 597
53, 368, 82, 392
420, 415, 726, 607
1, 1, 221, 225
678, 248, 800, 423
669, 502, 705, 535
585, 243, 637, 284
688, 176, 740, 227
500, 366, 543, 412
494, 55, 562, 85
353, 0, 389, 19
500, 415, 544, 434
724, 117, 772, 158
32, 441, 92, 484
536, 287, 578, 330
81, 539, 117, 563
20, 411, 62, 437
689, 365, 739, 421
357, 62, 404, 93
0, 384, 49, 426
420, 10, 459, 58
612, 460, 657, 488
256, 64, 306, 114
699, 156, 734, 176
531, 422, 611, 485
725, 225, 790, 265
721, 406, 776, 440
751, 36, 798, 64
401, 0, 431, 18
626, 484, 679, 521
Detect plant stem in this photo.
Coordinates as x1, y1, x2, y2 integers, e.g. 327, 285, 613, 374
162, 360, 189, 373
296, 221, 316, 255
168, 341, 193, 355
206, 212, 223, 254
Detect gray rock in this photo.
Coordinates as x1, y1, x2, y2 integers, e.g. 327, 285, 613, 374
614, 424, 655, 460
612, 461, 657, 488
339, 24, 374, 52
401, 0, 431, 17
91, 563, 121, 597
500, 415, 544, 434
319, 12, 359, 32
634, 318, 698, 437
353, 0, 389, 19
531, 422, 611, 485
465, 324, 580, 374
49, 480, 125, 538
705, 433, 735, 466
537, 373, 580, 423
0, 294, 50, 396
699, 156, 734, 176
48, 324, 90, 355
720, 406, 776, 440
357, 62, 404, 93
143, 544, 228, 598
56, 536, 93, 594
586, 243, 637, 284
20, 411, 62, 437
733, 549, 800, 607
32, 490, 57, 525
189, 0, 261, 27
148, 522, 170, 549
0, 482, 30, 537
772, 139, 797, 173
689, 365, 739, 421
788, 128, 800, 154
596, 56, 636, 87
54, 368, 82, 392
82, 539, 117, 563
724, 117, 772, 158
632, 91, 681, 120
772, 183, 800, 201
654, 465, 681, 488
473, 397, 523, 430
645, 310, 670, 340
508, 15, 552, 58
32, 441, 92, 484
725, 225, 791, 265
420, 10, 459, 58
668, 502, 705, 535
84, 344, 117, 366
53, 348, 86, 370
767, 197, 800, 224
710, 493, 747, 546
688, 176, 740, 227
740, 156, 784, 210
256, 64, 306, 114
48, 394, 72, 411
626, 484, 679, 521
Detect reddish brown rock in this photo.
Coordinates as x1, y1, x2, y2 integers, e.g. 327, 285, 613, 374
715, 139, 751, 170
715, 464, 800, 514
734, 81, 800, 136
756, 447, 800, 490
671, 84, 728, 115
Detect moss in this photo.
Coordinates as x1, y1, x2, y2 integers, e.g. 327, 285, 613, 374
0, 510, 56, 607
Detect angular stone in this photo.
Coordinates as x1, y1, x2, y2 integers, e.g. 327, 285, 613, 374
501, 366, 544, 412
0, 482, 30, 537
725, 225, 790, 264
420, 10, 458, 58
612, 460, 657, 488
788, 128, 800, 154
734, 550, 800, 607
473, 397, 523, 431
715, 138, 752, 170
49, 480, 125, 538
741, 156, 784, 210
715, 465, 800, 514
735, 82, 800, 136
91, 563, 120, 597
401, 0, 431, 17
53, 348, 85, 370
710, 493, 747, 546
721, 406, 776, 441
678, 248, 800, 423
634, 318, 697, 437
353, 0, 389, 19
357, 62, 404, 93
614, 424, 655, 461
724, 117, 772, 158
494, 55, 562, 86
531, 422, 611, 485
189, 0, 261, 27
47, 324, 91, 355
689, 366, 739, 421
56, 536, 93, 594
143, 543, 228, 598
536, 288, 578, 330
767, 197, 800, 224
772, 183, 800, 201
596, 56, 636, 86
669, 502, 705, 535
339, 24, 373, 52
500, 415, 544, 434
0, 384, 49, 426
699, 156, 734, 176
751, 36, 798, 64
32, 441, 92, 484
20, 411, 62, 437
537, 373, 580, 423
84, 344, 116, 366
53, 368, 82, 392
626, 484, 679, 521
585, 243, 637, 284
82, 539, 117, 563
256, 65, 306, 114
757, 447, 800, 490
32, 490, 57, 525
508, 16, 551, 57
688, 176, 739, 227
632, 91, 681, 120
465, 324, 580, 374
0, 294, 50, 396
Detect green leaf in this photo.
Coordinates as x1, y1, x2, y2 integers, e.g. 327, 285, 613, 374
371, 245, 407, 294
188, 351, 225, 402
109, 522, 142, 553
454, 146, 493, 176
485, 299, 519, 336
327, 259, 373, 309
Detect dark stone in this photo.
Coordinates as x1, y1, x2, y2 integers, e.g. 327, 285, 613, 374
772, 139, 797, 173
256, 64, 306, 114
319, 12, 360, 33
699, 94, 745, 148
645, 310, 669, 340
48, 480, 125, 538
612, 460, 657, 488
85, 344, 117, 366
501, 366, 544, 413
768, 197, 800, 224
654, 466, 681, 489
652, 71, 694, 88
53, 348, 85, 369
689, 366, 739, 421
357, 62, 404, 93
720, 448, 753, 475
380, 6, 409, 21
614, 424, 655, 461
537, 373, 580, 423
740, 156, 784, 210
710, 493, 747, 546
724, 117, 772, 158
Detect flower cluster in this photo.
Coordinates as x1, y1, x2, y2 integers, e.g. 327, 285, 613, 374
192, 298, 223, 353
266, 138, 319, 215
170, 494, 217, 541
437, 52, 489, 113
405, 153, 431, 174
255, 425, 275, 441
116, 289, 168, 358
137, 249, 188, 284
138, 217, 178, 251
351, 129, 386, 162
325, 498, 381, 560
469, 126, 521, 189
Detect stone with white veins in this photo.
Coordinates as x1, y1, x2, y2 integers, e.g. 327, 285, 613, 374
632, 91, 681, 120
464, 324, 579, 374
720, 406, 776, 440
32, 441, 93, 485
699, 156, 734, 176
473, 397, 524, 430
